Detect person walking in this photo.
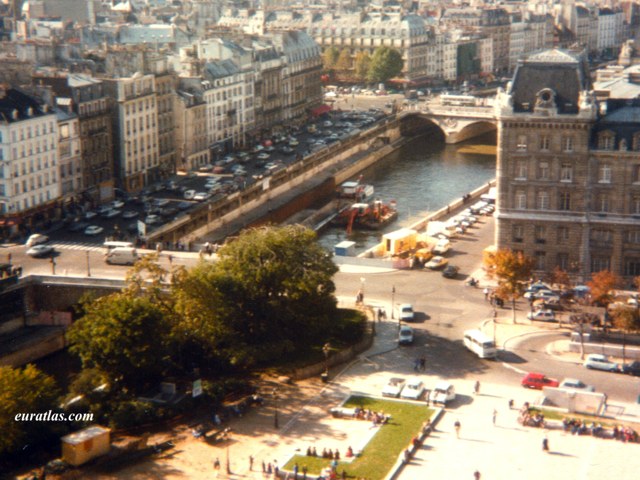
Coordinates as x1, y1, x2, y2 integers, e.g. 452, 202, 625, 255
214, 457, 221, 470
542, 435, 549, 452
483, 287, 489, 301
474, 471, 481, 480
473, 381, 480, 395
454, 420, 461, 438
249, 455, 254, 471
492, 409, 497, 426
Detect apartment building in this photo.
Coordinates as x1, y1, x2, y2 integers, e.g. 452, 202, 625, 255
32, 72, 114, 203
103, 73, 160, 192
55, 109, 81, 202
0, 87, 59, 238
174, 88, 209, 171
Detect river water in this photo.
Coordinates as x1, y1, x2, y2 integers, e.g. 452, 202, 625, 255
318, 131, 497, 252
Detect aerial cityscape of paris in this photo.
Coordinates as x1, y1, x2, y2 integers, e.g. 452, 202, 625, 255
1, 0, 640, 478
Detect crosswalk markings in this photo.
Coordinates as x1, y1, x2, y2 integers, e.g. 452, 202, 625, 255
51, 242, 105, 253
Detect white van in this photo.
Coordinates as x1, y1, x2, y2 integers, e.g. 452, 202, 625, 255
463, 329, 497, 359
105, 247, 138, 265
433, 239, 451, 255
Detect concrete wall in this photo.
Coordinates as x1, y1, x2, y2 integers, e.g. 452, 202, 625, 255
567, 340, 640, 360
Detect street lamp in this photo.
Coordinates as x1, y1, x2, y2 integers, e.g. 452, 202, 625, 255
392, 285, 396, 323
86, 251, 91, 277
273, 387, 279, 429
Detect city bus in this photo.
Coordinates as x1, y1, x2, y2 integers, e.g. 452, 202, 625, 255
440, 94, 477, 107
463, 329, 497, 359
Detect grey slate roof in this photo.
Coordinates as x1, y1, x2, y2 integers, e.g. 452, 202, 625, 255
509, 49, 589, 114
0, 89, 50, 124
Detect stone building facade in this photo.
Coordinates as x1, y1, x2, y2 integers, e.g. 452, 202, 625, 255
496, 48, 640, 283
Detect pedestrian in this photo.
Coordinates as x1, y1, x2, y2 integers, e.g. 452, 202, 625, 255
249, 455, 254, 471
483, 287, 489, 301
492, 409, 497, 425
7, 253, 11, 264
473, 380, 480, 395
262, 460, 266, 473
214, 457, 221, 470
542, 435, 549, 452
454, 420, 461, 438
508, 399, 514, 409
377, 307, 383, 322
413, 358, 420, 371
419, 356, 426, 371
474, 471, 481, 480
168, 254, 173, 266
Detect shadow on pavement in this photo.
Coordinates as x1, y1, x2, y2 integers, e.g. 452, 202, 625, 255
498, 350, 527, 364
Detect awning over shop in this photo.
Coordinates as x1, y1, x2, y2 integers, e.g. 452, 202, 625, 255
311, 104, 332, 116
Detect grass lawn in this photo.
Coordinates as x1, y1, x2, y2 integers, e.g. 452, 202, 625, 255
283, 395, 433, 479
532, 407, 639, 429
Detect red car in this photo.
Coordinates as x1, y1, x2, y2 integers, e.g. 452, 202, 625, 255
521, 372, 559, 390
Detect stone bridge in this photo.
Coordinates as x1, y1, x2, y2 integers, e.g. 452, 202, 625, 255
400, 101, 498, 144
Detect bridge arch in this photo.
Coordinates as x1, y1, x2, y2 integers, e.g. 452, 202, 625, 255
449, 119, 497, 144
399, 115, 446, 142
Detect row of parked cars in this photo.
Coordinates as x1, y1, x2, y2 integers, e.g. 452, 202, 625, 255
382, 377, 457, 405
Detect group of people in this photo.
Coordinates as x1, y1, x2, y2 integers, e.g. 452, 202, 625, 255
353, 407, 390, 426
520, 410, 545, 428
305, 446, 341, 460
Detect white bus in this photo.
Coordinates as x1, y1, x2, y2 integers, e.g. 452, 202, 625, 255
463, 329, 497, 359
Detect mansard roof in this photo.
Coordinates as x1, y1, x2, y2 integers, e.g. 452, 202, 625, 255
0, 88, 51, 124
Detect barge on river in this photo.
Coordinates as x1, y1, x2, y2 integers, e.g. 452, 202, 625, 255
331, 199, 398, 234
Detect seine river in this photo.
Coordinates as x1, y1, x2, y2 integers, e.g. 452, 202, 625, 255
318, 131, 497, 252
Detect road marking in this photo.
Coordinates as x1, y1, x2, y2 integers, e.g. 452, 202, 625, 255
51, 242, 104, 252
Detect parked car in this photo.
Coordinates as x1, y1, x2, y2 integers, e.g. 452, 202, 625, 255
584, 354, 619, 372
425, 256, 448, 270
26, 244, 54, 257
144, 214, 161, 225
429, 381, 456, 405
193, 192, 211, 202
382, 377, 406, 398
521, 372, 559, 390
559, 378, 596, 392
122, 210, 139, 219
84, 225, 104, 236
68, 221, 89, 232
621, 361, 640, 376
527, 309, 556, 322
398, 325, 414, 345
433, 239, 451, 255
183, 189, 196, 200
533, 290, 561, 303
25, 234, 49, 247
442, 265, 459, 279
257, 152, 271, 160
400, 379, 425, 400
399, 304, 414, 322
101, 209, 121, 219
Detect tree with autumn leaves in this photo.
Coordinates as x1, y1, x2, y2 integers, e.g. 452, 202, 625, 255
484, 249, 534, 322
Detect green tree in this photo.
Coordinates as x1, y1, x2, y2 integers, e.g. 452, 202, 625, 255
611, 307, 640, 364
354, 51, 371, 82
335, 48, 352, 76
0, 365, 60, 456
67, 293, 171, 391
587, 270, 622, 307
171, 225, 339, 366
367, 47, 403, 84
485, 249, 534, 322
322, 46, 340, 71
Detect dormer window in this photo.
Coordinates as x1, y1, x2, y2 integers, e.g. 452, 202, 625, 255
599, 131, 615, 150
516, 135, 527, 151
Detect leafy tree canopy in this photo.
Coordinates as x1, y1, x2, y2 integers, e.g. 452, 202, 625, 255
485, 249, 534, 321
0, 365, 59, 456
335, 48, 352, 72
322, 47, 340, 70
354, 51, 371, 82
67, 293, 171, 391
367, 47, 403, 84
172, 225, 339, 366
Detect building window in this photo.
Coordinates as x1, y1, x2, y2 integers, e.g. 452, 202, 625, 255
591, 256, 611, 273
512, 224, 523, 242
516, 160, 527, 179
560, 163, 573, 182
537, 190, 549, 210
535, 225, 546, 244
516, 190, 527, 209
625, 259, 640, 276
559, 192, 571, 211
626, 230, 640, 243
538, 161, 549, 180
539, 135, 550, 151
632, 196, 640, 215
599, 164, 611, 183
634, 165, 640, 183
557, 253, 569, 270
599, 132, 615, 150
534, 251, 546, 270
598, 193, 610, 212
591, 229, 612, 244
562, 136, 574, 152
557, 226, 569, 243
516, 135, 527, 151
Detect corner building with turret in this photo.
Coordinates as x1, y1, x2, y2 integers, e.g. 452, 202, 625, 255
496, 49, 640, 284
